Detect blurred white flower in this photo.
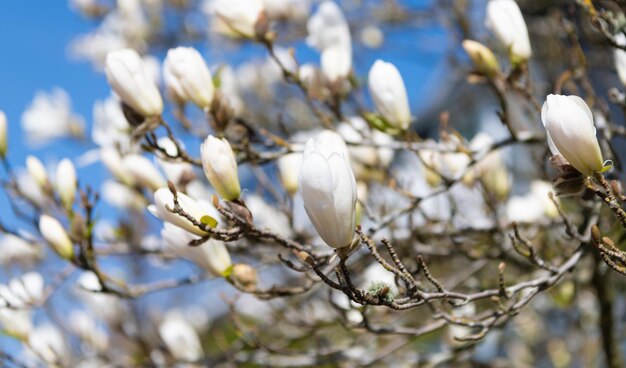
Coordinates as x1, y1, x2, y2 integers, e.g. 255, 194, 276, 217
217, 65, 243, 116
337, 117, 394, 178
307, 1, 350, 51
207, 0, 265, 38
0, 272, 44, 308
39, 215, 74, 260
360, 25, 384, 49
92, 95, 132, 149
121, 154, 166, 191
485, 0, 532, 62
321, 44, 352, 83
245, 195, 293, 238
26, 155, 49, 189
159, 311, 204, 362
161, 223, 232, 276
277, 152, 302, 195
76, 272, 127, 324
28, 324, 69, 365
299, 136, 357, 248
469, 133, 510, 200
69, 310, 109, 352
614, 34, 626, 87
102, 180, 146, 210
506, 180, 558, 223
56, 158, 77, 209
21, 88, 84, 145
0, 307, 32, 339
0, 233, 42, 265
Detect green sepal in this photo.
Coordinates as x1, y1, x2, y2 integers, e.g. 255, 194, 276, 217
200, 215, 218, 228
601, 160, 614, 173
221, 264, 234, 278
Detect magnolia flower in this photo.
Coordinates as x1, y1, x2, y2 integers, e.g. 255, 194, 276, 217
76, 272, 126, 324
159, 311, 204, 362
507, 180, 558, 223
541, 94, 603, 176
161, 223, 232, 276
200, 136, 241, 201
56, 158, 77, 209
163, 47, 215, 108
105, 48, 163, 117
39, 215, 74, 260
68, 310, 109, 352
0, 272, 44, 308
245, 195, 293, 238
28, 324, 69, 365
92, 95, 131, 150
360, 25, 384, 49
21, 88, 84, 145
614, 33, 626, 87
263, 0, 309, 21
100, 147, 134, 185
121, 154, 166, 190
277, 152, 302, 195
298, 137, 357, 248
0, 111, 6, 158
0, 234, 41, 265
368, 60, 411, 131
469, 133, 510, 200
26, 155, 48, 189
337, 117, 394, 178
209, 0, 265, 38
149, 188, 211, 236
307, 1, 350, 51
485, 0, 532, 62
0, 308, 32, 339
462, 40, 500, 77
321, 45, 352, 83
102, 181, 146, 210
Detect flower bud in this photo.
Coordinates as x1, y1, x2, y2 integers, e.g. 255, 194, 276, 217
38, 214, 74, 260
26, 155, 48, 189
368, 60, 411, 131
0, 308, 31, 340
100, 147, 134, 185
306, 1, 351, 51
231, 263, 257, 291
163, 47, 215, 108
121, 154, 166, 191
105, 48, 163, 117
150, 188, 209, 236
162, 224, 231, 276
462, 40, 500, 77
485, 0, 532, 62
159, 311, 203, 362
200, 136, 241, 201
28, 324, 68, 365
277, 152, 302, 195
0, 111, 6, 158
210, 0, 265, 39
298, 137, 357, 248
56, 158, 77, 210
321, 45, 352, 83
541, 94, 603, 176
614, 34, 626, 87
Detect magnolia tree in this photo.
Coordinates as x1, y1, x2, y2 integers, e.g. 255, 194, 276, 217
2, 0, 626, 366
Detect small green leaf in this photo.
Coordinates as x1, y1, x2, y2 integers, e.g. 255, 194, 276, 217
221, 265, 234, 278
200, 215, 218, 228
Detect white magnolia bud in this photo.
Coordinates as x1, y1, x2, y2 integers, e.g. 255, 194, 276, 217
150, 188, 209, 236
321, 44, 352, 83
26, 155, 48, 189
462, 39, 500, 77
28, 324, 69, 365
485, 0, 532, 62
277, 152, 302, 195
121, 154, 166, 191
298, 137, 357, 248
7, 272, 44, 307
100, 147, 134, 185
368, 60, 411, 131
306, 1, 350, 51
159, 311, 204, 362
56, 158, 77, 209
200, 136, 241, 201
541, 94, 603, 176
470, 133, 510, 201
210, 0, 265, 38
0, 308, 31, 340
162, 223, 232, 276
0, 111, 6, 158
163, 47, 215, 108
614, 34, 626, 86
38, 214, 74, 260
105, 48, 163, 117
